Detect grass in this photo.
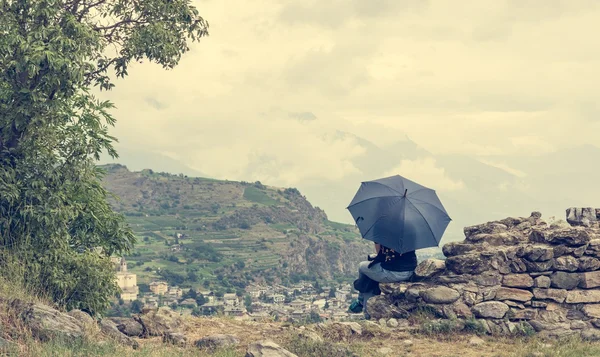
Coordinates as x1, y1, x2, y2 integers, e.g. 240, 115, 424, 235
243, 186, 278, 206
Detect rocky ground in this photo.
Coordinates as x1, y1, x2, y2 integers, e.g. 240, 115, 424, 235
3, 298, 600, 356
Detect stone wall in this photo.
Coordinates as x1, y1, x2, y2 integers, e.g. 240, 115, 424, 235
368, 208, 600, 340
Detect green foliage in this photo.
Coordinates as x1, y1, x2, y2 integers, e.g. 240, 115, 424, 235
130, 300, 143, 314
243, 186, 278, 206
0, 0, 207, 315
463, 318, 487, 335
284, 335, 356, 357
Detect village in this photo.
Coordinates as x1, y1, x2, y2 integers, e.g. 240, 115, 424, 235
111, 257, 363, 322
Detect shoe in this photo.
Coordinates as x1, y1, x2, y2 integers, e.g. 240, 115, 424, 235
348, 299, 363, 313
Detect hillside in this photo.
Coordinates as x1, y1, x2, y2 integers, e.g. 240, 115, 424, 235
100, 164, 370, 292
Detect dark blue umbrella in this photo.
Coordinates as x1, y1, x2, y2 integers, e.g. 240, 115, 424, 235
346, 175, 451, 254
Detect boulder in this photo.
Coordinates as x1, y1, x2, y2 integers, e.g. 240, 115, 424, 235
99, 319, 139, 349
116, 319, 143, 337
196, 334, 240, 350
245, 340, 298, 357
67, 310, 95, 327
164, 332, 187, 346
534, 276, 551, 288
445, 254, 490, 275
11, 300, 83, 342
420, 286, 460, 304
472, 301, 509, 319
366, 295, 409, 320
550, 272, 580, 290
580, 271, 600, 288
494, 287, 533, 302
135, 307, 181, 337
414, 259, 446, 278
553, 256, 579, 272
532, 288, 568, 303
566, 290, 600, 304
502, 274, 533, 288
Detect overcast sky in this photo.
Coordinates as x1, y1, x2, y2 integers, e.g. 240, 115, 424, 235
100, 0, 600, 191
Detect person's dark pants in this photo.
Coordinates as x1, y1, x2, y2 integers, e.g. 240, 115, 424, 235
357, 261, 413, 319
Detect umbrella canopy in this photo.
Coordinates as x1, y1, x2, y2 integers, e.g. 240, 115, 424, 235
346, 175, 451, 254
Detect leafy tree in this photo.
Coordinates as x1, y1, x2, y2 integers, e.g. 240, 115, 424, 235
130, 300, 143, 314
195, 294, 207, 306
182, 288, 197, 300
244, 295, 253, 312
0, 0, 208, 315
328, 287, 337, 298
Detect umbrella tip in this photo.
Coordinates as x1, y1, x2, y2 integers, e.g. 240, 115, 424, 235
404, 189, 407, 197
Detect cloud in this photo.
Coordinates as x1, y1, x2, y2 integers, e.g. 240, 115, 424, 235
383, 157, 466, 192
288, 111, 317, 121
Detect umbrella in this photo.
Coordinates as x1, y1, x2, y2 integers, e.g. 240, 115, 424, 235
346, 175, 451, 254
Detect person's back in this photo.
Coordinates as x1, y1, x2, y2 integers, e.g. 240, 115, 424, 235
379, 247, 417, 272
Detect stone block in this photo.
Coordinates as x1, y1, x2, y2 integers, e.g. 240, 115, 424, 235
415, 259, 446, 278
534, 276, 551, 288
508, 308, 537, 320
442, 242, 474, 257
533, 288, 568, 303
502, 274, 533, 288
550, 272, 580, 289
495, 287, 533, 302
474, 272, 503, 286
566, 290, 600, 304
582, 304, 600, 319
580, 271, 600, 288
579, 257, 600, 271
524, 260, 554, 272
472, 301, 509, 319
419, 286, 460, 304
446, 254, 490, 275
566, 207, 597, 227
530, 228, 591, 246
553, 256, 579, 272
523, 246, 554, 262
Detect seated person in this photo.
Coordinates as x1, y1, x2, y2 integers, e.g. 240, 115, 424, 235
349, 242, 417, 319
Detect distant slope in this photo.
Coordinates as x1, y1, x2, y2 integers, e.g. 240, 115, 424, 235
100, 164, 370, 292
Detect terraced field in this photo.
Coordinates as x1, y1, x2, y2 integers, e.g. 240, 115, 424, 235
101, 164, 369, 293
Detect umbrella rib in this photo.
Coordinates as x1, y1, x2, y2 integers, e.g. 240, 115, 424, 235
408, 197, 452, 218
368, 181, 405, 196
406, 198, 438, 243
346, 195, 397, 209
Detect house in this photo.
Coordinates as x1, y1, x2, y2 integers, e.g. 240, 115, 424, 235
291, 310, 305, 320
149, 281, 168, 295
332, 311, 348, 321
246, 286, 266, 298
312, 299, 326, 310
223, 293, 238, 306
113, 257, 139, 302
197, 290, 215, 303
224, 306, 245, 317
267, 294, 285, 304
249, 312, 270, 321
201, 301, 224, 315
168, 286, 183, 298
180, 298, 197, 308
170, 244, 182, 252
289, 300, 308, 310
